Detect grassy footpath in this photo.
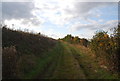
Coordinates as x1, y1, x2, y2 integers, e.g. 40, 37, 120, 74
23, 42, 62, 79
24, 41, 118, 79
31, 41, 86, 79
52, 42, 86, 79
51, 41, 118, 79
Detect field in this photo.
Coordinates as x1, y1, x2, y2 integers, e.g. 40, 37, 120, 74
2, 27, 119, 79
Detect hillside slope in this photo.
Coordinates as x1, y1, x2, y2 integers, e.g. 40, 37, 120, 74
2, 27, 57, 79
2, 27, 118, 79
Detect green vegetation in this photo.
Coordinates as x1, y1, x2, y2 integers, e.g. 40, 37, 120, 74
23, 42, 62, 79
90, 26, 120, 74
60, 34, 89, 47
2, 26, 57, 79
2, 25, 119, 79
52, 42, 86, 79
69, 44, 118, 79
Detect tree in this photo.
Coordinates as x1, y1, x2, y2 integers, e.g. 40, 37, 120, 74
80, 38, 88, 47
73, 36, 80, 44
90, 29, 120, 73
63, 34, 73, 43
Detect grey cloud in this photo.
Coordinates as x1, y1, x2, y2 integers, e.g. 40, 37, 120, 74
2, 2, 35, 20
65, 2, 117, 19
2, 0, 32, 2
68, 2, 118, 32
2, 2, 43, 26
21, 18, 42, 26
74, 2, 114, 12
70, 20, 118, 32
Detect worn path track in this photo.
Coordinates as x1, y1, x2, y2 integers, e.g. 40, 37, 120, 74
52, 42, 86, 79
35, 41, 117, 79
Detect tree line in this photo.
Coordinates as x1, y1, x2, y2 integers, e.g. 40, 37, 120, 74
59, 34, 89, 47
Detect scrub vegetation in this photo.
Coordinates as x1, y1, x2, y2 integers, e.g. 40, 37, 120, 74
2, 25, 120, 79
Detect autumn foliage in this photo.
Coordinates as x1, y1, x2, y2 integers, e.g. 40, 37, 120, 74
90, 25, 120, 73
60, 34, 89, 47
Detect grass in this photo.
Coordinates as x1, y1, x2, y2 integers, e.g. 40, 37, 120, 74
2, 27, 57, 79
52, 42, 86, 79
22, 41, 118, 79
2, 27, 118, 79
23, 42, 62, 79
68, 43, 118, 79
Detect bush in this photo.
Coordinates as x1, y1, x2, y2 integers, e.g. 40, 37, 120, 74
90, 27, 119, 73
2, 46, 18, 79
61, 34, 89, 47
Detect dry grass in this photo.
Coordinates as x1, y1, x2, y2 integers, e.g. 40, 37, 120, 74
2, 27, 57, 79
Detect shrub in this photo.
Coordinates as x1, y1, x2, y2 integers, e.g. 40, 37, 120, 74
90, 27, 119, 73
61, 34, 89, 47
2, 46, 18, 79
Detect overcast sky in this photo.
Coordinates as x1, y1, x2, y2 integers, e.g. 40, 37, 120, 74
1, 0, 119, 39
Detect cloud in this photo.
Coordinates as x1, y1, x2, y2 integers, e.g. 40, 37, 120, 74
2, 2, 34, 20
2, 1, 117, 27
2, 0, 120, 2
1, 1, 118, 39
39, 28, 65, 39
33, 1, 117, 26
69, 20, 118, 32
2, 0, 33, 2
65, 2, 116, 19
2, 2, 44, 26
21, 18, 44, 26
